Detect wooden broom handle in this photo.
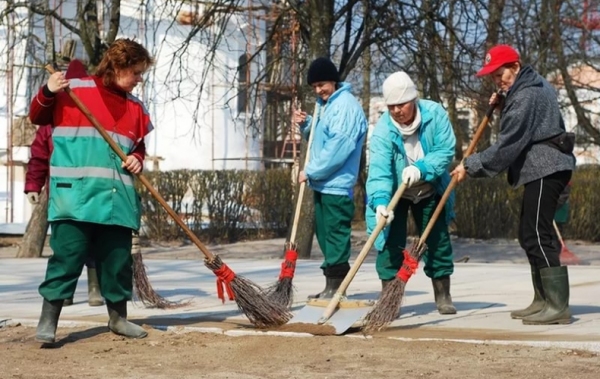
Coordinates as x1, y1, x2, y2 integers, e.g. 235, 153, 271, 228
552, 220, 566, 247
418, 102, 499, 248
45, 65, 215, 261
289, 104, 320, 243
318, 183, 408, 323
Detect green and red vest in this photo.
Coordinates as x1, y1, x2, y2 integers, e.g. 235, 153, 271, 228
48, 77, 153, 230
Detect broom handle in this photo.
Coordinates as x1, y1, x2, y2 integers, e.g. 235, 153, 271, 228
417, 102, 498, 249
318, 183, 408, 323
45, 65, 216, 261
289, 104, 320, 244
552, 220, 566, 247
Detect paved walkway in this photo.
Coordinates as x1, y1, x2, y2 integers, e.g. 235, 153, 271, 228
1, 257, 599, 351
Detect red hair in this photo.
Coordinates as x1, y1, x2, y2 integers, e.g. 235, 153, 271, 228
95, 38, 154, 87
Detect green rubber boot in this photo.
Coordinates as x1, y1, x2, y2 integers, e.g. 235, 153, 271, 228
432, 276, 457, 315
35, 299, 63, 343
522, 266, 571, 325
308, 277, 344, 300
511, 267, 546, 319
87, 268, 104, 307
107, 301, 148, 339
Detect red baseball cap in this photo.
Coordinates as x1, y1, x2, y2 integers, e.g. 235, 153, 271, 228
476, 45, 520, 77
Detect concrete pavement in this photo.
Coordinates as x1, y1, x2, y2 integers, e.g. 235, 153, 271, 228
1, 257, 599, 351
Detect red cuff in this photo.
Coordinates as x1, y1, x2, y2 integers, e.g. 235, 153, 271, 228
24, 183, 43, 194
131, 153, 144, 171
35, 92, 55, 108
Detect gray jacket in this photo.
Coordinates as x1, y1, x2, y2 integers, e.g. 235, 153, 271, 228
465, 65, 575, 187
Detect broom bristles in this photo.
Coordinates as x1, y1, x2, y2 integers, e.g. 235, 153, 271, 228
205, 255, 292, 328
265, 246, 298, 308
132, 252, 187, 309
266, 277, 295, 308
362, 239, 425, 334
362, 278, 406, 333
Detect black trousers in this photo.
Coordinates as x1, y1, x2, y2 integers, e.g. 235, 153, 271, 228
519, 170, 571, 268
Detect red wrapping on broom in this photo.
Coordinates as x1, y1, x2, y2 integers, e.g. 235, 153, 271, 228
397, 249, 419, 282
214, 263, 236, 303
278, 249, 298, 280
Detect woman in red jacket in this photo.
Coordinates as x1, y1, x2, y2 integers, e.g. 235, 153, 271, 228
29, 39, 154, 344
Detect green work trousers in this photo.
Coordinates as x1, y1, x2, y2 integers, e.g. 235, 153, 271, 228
314, 191, 354, 270
377, 195, 453, 280
39, 220, 133, 303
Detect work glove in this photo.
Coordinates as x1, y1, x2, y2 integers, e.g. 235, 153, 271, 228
402, 165, 422, 187
375, 205, 394, 226
27, 192, 40, 205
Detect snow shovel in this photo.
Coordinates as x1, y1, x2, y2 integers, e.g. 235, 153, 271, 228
286, 183, 408, 335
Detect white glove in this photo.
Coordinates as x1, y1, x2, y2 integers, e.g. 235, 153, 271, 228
376, 205, 394, 226
402, 165, 422, 187
27, 192, 40, 205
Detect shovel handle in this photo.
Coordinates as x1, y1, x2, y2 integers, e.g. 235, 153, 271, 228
44, 65, 216, 261
317, 183, 408, 324
289, 104, 320, 244
417, 100, 499, 249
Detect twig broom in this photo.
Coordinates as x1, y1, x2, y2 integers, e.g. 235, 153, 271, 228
316, 183, 408, 324
131, 231, 186, 309
46, 65, 292, 328
362, 102, 499, 333
267, 104, 320, 308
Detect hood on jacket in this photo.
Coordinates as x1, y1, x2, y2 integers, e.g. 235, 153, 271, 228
65, 59, 89, 79
507, 65, 544, 97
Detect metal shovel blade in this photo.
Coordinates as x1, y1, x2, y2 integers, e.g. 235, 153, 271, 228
287, 298, 375, 335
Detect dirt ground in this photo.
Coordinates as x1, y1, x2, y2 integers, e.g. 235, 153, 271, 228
1, 324, 599, 379
2, 232, 600, 378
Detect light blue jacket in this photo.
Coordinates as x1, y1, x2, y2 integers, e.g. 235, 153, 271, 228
365, 99, 456, 250
299, 82, 367, 197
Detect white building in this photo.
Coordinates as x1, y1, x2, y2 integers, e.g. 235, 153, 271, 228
0, 0, 267, 224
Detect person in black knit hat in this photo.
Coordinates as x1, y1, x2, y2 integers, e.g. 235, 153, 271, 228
293, 57, 368, 299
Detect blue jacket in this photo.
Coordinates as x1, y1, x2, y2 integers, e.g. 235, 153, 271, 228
365, 99, 456, 250
300, 82, 367, 197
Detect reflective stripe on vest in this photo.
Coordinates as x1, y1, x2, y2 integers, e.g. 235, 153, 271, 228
48, 81, 146, 230
50, 166, 134, 187
52, 126, 135, 151
69, 78, 97, 89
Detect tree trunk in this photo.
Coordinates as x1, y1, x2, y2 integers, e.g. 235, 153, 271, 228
354, 29, 371, 222
479, 0, 506, 148
440, 0, 463, 160
290, 0, 336, 259
289, 141, 314, 259
17, 0, 54, 259
17, 190, 49, 258
43, 0, 56, 65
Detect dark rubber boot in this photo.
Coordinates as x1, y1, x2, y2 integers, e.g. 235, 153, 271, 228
35, 299, 63, 343
308, 277, 344, 300
523, 266, 571, 325
87, 268, 104, 307
432, 276, 457, 315
511, 267, 545, 319
308, 263, 349, 300
107, 301, 148, 339
63, 298, 74, 306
